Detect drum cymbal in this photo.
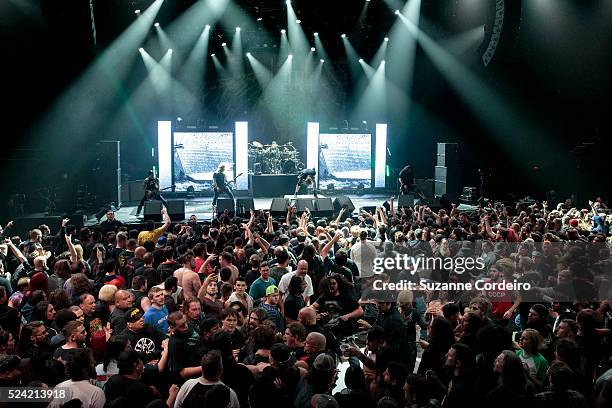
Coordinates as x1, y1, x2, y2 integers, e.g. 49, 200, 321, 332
251, 141, 263, 148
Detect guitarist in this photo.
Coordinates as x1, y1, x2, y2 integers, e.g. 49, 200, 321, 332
136, 170, 168, 215
212, 164, 235, 210
398, 164, 416, 195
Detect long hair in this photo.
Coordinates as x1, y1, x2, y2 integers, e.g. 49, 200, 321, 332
498, 350, 528, 394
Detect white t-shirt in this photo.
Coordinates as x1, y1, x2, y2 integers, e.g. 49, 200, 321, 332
174, 379, 239, 408
48, 379, 106, 408
277, 271, 314, 300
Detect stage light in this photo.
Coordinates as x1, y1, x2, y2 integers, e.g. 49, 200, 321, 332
359, 58, 364, 63
246, 52, 251, 57
236, 27, 241, 32
154, 22, 160, 27
134, 9, 140, 14
281, 29, 286, 34
257, 17, 263, 21
138, 47, 144, 52
221, 42, 226, 47
311, 47, 316, 52
395, 10, 400, 15
288, 54, 293, 59
384, 37, 389, 42
341, 33, 346, 38
205, 24, 210, 29
314, 32, 319, 37
320, 59, 325, 63
286, 0, 291, 5
168, 49, 173, 53
211, 53, 215, 57
381, 60, 386, 64
296, 19, 301, 24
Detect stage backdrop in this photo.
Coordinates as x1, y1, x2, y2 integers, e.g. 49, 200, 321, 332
318, 133, 372, 190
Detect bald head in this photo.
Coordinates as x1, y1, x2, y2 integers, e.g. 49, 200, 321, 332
296, 260, 309, 277
114, 290, 133, 310
134, 247, 146, 260
298, 307, 316, 325
304, 332, 326, 353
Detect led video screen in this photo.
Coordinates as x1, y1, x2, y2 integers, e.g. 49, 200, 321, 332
318, 133, 372, 190
173, 132, 234, 191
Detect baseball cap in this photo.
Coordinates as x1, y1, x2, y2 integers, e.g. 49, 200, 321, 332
126, 307, 144, 323
265, 285, 279, 296
313, 353, 336, 372
157, 236, 168, 247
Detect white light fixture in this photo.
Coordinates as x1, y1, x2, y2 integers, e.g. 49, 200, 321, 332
205, 24, 210, 29
134, 9, 140, 14
138, 47, 144, 52
154, 22, 160, 27
314, 32, 319, 37
341, 33, 346, 38
296, 19, 301, 24
236, 27, 241, 32
359, 58, 364, 63
281, 29, 286, 34
395, 10, 400, 15
221, 42, 226, 47
211, 53, 215, 57
311, 47, 316, 52
384, 37, 389, 42
320, 59, 325, 63
168, 49, 173, 53
246, 52, 251, 57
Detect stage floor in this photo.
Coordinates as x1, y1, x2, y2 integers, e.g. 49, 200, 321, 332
87, 193, 396, 225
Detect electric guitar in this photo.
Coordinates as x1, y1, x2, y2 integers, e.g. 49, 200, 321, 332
214, 173, 243, 192
145, 185, 175, 199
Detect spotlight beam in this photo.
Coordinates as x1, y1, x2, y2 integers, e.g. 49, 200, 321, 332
399, 13, 563, 164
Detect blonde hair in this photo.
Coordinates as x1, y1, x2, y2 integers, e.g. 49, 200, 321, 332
98, 284, 118, 303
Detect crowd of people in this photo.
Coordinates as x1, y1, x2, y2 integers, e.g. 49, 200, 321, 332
0, 195, 610, 408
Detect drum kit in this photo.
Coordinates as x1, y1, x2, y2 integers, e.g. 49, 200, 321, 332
248, 140, 304, 175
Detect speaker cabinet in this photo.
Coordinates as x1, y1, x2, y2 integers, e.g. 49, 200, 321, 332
166, 200, 185, 222
216, 199, 235, 215
144, 201, 162, 221
398, 195, 415, 208
236, 198, 255, 215
333, 196, 355, 212
270, 198, 290, 215
295, 198, 314, 212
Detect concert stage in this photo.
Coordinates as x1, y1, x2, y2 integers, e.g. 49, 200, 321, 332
84, 193, 399, 227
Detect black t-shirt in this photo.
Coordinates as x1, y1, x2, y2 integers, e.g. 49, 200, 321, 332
213, 172, 227, 190
314, 292, 359, 317
104, 374, 156, 406
119, 325, 167, 360
168, 329, 201, 383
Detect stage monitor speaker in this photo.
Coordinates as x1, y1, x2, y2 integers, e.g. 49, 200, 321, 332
236, 198, 255, 215
415, 179, 434, 199
270, 198, 290, 215
313, 198, 334, 217
398, 195, 415, 208
333, 196, 355, 212
144, 201, 163, 221
295, 198, 314, 212
166, 200, 185, 221
68, 213, 87, 228
15, 216, 62, 239
216, 199, 235, 215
